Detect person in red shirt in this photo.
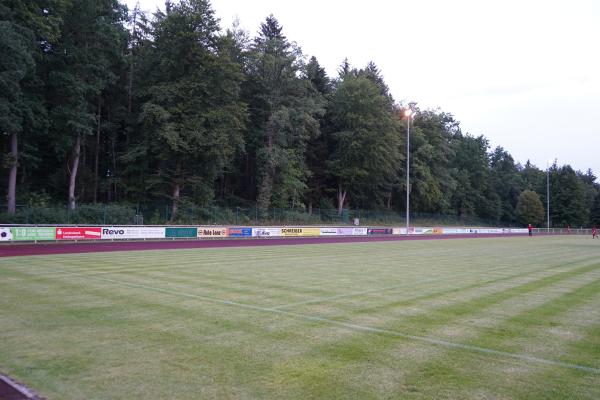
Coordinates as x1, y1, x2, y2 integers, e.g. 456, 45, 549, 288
528, 224, 533, 237
593, 227, 598, 239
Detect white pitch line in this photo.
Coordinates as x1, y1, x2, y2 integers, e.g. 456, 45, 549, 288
30, 266, 600, 375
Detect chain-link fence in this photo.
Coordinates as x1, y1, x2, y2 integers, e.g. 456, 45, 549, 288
0, 203, 531, 227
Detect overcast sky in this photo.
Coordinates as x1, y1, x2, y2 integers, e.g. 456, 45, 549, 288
128, 0, 600, 176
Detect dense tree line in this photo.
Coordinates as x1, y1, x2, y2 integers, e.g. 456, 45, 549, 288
2, 0, 599, 227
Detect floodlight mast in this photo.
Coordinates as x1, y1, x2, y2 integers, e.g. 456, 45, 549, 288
404, 109, 414, 236
547, 159, 552, 233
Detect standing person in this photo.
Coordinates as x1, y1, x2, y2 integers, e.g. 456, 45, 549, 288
528, 223, 533, 237
593, 226, 598, 239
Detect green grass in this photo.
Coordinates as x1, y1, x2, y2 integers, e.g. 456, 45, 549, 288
1, 236, 599, 399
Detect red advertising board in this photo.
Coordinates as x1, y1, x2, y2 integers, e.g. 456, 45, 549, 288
55, 227, 102, 240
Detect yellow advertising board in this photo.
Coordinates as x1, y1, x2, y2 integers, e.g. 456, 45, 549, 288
432, 227, 444, 235
198, 226, 228, 238
280, 227, 321, 237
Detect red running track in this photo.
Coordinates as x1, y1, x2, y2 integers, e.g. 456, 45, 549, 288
0, 234, 527, 258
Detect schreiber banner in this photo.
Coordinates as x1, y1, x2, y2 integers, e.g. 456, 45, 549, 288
101, 227, 165, 240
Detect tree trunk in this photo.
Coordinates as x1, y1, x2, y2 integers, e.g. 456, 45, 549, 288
7, 132, 18, 214
257, 172, 273, 211
68, 134, 82, 210
171, 183, 180, 220
93, 99, 102, 203
337, 184, 347, 215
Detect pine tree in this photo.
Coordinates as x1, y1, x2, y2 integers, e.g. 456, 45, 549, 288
139, 0, 246, 218
245, 15, 325, 210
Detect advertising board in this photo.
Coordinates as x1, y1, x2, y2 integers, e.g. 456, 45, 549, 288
367, 228, 393, 235
413, 228, 433, 235
56, 227, 101, 240
0, 227, 13, 241
100, 227, 165, 240
432, 228, 444, 235
281, 227, 320, 237
165, 227, 198, 238
320, 227, 338, 236
352, 228, 368, 236
10, 227, 56, 241
227, 227, 252, 237
252, 227, 282, 237
336, 227, 353, 236
198, 227, 228, 238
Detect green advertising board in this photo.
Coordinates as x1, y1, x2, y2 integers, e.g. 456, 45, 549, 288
165, 227, 198, 238
10, 227, 56, 241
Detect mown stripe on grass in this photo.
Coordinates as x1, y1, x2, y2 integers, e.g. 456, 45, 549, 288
12, 264, 599, 375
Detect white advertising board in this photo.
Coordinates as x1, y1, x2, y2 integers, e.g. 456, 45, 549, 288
0, 227, 13, 241
100, 227, 165, 240
252, 227, 282, 237
320, 228, 338, 236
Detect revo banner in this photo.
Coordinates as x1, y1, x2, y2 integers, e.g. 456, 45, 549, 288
101, 227, 165, 240
198, 227, 228, 238
56, 227, 101, 240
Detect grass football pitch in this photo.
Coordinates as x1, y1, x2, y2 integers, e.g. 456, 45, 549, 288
1, 236, 599, 399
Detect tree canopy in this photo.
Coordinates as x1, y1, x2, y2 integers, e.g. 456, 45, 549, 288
1, 1, 598, 226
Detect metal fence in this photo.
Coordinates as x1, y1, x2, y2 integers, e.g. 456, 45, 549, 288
0, 203, 543, 227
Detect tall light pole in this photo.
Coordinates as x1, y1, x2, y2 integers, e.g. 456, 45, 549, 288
546, 160, 551, 232
404, 109, 414, 235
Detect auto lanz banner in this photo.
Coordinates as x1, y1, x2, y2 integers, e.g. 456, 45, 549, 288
198, 227, 228, 238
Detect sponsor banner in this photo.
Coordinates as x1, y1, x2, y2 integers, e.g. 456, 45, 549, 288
198, 227, 228, 238
468, 228, 503, 234
368, 228, 393, 235
352, 228, 368, 236
10, 227, 56, 241
392, 228, 402, 235
165, 227, 198, 238
336, 227, 354, 236
0, 227, 14, 241
510, 228, 528, 234
432, 227, 444, 235
101, 227, 165, 240
56, 227, 101, 240
443, 228, 467, 234
228, 227, 252, 237
281, 227, 320, 237
413, 228, 433, 235
320, 227, 338, 236
252, 227, 282, 237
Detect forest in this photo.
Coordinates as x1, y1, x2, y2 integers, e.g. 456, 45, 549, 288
2, 0, 599, 227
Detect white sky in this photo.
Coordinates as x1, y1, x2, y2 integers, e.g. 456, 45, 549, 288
128, 0, 600, 176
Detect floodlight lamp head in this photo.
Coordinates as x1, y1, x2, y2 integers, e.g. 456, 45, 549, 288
404, 109, 412, 117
